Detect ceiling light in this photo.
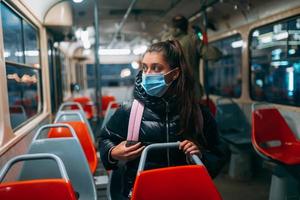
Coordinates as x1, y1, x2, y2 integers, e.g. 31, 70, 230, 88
133, 45, 147, 55
98, 49, 131, 56
73, 0, 84, 3
131, 61, 140, 69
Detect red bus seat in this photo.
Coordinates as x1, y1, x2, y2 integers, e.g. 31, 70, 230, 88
131, 165, 222, 200
252, 108, 300, 165
0, 153, 77, 200
48, 121, 98, 173
72, 97, 94, 119
200, 98, 216, 117
0, 179, 77, 200
102, 96, 118, 116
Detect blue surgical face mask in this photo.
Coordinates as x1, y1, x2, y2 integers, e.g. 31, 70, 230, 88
141, 69, 178, 97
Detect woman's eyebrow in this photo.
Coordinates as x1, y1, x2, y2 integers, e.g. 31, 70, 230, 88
142, 63, 163, 67
151, 63, 163, 67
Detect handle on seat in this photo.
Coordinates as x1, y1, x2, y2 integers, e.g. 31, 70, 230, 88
251, 102, 273, 112
137, 142, 203, 174
58, 102, 84, 113
0, 153, 69, 182
55, 110, 85, 123
33, 123, 78, 142
215, 97, 235, 106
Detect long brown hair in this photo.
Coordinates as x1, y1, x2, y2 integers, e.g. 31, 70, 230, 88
144, 40, 205, 146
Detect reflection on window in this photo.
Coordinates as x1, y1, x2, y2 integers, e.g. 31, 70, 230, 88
250, 16, 300, 106
207, 34, 242, 98
7, 64, 41, 129
23, 20, 40, 66
1, 3, 23, 63
86, 64, 138, 88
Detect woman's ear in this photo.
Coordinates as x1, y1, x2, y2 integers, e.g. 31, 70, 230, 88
173, 68, 180, 80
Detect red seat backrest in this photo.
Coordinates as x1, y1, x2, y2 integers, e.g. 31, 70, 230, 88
200, 98, 216, 117
102, 96, 117, 110
0, 179, 77, 200
73, 97, 93, 119
252, 108, 297, 149
48, 121, 98, 173
131, 165, 222, 200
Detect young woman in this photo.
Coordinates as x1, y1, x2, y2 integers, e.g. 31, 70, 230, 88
99, 40, 228, 198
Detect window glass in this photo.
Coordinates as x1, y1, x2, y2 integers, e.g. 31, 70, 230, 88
23, 20, 40, 66
1, 4, 23, 63
207, 34, 242, 98
86, 64, 138, 88
6, 64, 41, 129
250, 16, 300, 106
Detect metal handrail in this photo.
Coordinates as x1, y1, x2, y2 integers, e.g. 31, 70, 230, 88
58, 102, 85, 113
137, 142, 203, 174
32, 123, 77, 142
0, 153, 69, 182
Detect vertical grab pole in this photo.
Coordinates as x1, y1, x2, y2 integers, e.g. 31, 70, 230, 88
93, 0, 102, 119
202, 7, 210, 105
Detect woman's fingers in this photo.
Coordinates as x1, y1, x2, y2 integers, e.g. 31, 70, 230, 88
182, 142, 193, 152
184, 146, 199, 154
111, 141, 144, 161
127, 146, 146, 160
180, 140, 201, 155
125, 142, 142, 151
179, 140, 189, 150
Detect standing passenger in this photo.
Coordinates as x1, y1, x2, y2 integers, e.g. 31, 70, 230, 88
168, 15, 203, 98
99, 40, 228, 199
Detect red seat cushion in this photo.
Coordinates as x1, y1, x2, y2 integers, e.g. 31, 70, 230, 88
0, 179, 77, 200
252, 108, 300, 165
131, 165, 222, 200
48, 121, 98, 173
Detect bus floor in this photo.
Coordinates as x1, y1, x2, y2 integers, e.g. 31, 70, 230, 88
214, 165, 271, 200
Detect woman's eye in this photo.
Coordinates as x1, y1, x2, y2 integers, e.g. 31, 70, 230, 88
154, 66, 160, 72
142, 65, 148, 72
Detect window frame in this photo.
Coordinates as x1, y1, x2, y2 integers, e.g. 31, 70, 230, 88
1, 1, 43, 131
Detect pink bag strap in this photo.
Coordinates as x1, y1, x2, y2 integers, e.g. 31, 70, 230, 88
127, 99, 144, 141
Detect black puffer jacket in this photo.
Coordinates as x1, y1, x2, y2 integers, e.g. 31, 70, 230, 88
99, 72, 229, 196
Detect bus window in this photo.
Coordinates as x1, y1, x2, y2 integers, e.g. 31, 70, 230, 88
250, 16, 300, 106
1, 2, 42, 130
86, 63, 137, 88
207, 34, 242, 98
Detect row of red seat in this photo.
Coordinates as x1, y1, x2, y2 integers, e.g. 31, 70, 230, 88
71, 95, 119, 119
0, 102, 99, 200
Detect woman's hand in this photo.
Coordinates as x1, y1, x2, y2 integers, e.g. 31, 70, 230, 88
179, 140, 201, 156
111, 141, 145, 161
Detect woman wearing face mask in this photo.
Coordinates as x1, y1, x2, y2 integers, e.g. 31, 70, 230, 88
99, 40, 229, 199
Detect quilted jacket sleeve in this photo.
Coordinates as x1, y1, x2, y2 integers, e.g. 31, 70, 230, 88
98, 106, 130, 170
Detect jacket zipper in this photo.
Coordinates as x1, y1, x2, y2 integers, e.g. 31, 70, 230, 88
164, 99, 170, 166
